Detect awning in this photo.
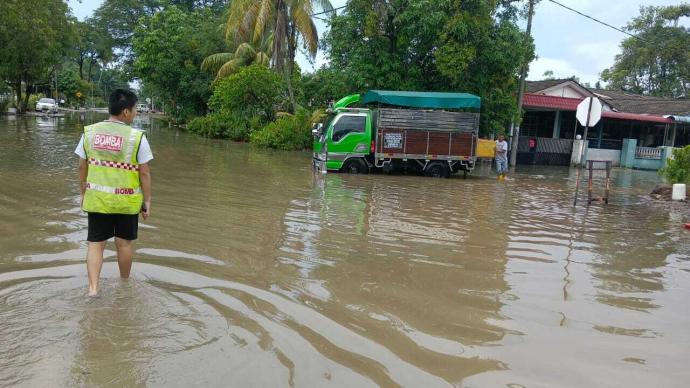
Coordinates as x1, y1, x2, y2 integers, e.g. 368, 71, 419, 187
602, 111, 671, 124
664, 115, 690, 123
361, 90, 481, 109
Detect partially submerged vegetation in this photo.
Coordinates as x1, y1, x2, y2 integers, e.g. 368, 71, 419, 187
660, 146, 690, 184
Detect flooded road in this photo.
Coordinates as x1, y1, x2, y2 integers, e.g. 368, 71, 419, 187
1, 114, 689, 387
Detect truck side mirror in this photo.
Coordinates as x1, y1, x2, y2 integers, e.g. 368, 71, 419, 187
312, 123, 323, 136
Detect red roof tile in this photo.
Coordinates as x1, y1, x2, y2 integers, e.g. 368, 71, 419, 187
523, 94, 582, 111
523, 93, 672, 124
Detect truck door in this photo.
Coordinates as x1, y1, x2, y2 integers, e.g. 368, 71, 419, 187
326, 113, 370, 169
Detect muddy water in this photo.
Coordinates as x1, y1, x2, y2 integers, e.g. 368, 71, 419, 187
1, 114, 689, 387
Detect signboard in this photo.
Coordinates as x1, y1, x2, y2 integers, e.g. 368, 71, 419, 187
576, 97, 602, 127
383, 132, 403, 149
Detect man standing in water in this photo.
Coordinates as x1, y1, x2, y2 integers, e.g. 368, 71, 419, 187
75, 89, 153, 296
495, 134, 509, 181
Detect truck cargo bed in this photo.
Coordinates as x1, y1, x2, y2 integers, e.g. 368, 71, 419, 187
374, 108, 479, 160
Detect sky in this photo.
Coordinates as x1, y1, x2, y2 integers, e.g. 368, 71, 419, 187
68, 0, 689, 85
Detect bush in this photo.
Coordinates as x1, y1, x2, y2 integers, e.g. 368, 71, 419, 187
187, 113, 250, 141
660, 146, 690, 184
208, 64, 286, 127
250, 109, 314, 150
28, 94, 46, 110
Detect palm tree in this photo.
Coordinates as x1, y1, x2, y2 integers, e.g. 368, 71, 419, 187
220, 0, 334, 111
202, 34, 273, 79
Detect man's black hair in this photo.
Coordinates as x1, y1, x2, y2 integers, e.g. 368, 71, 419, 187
109, 89, 138, 116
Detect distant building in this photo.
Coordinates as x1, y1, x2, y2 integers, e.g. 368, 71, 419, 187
515, 78, 690, 167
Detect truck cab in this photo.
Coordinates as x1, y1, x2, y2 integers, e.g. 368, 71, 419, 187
313, 106, 373, 173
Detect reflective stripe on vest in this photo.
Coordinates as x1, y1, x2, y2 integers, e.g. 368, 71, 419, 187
82, 121, 144, 214
86, 183, 143, 195
88, 158, 140, 171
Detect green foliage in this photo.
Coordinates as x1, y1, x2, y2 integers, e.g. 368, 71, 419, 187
186, 113, 250, 140
132, 6, 227, 121
300, 67, 350, 109
28, 94, 46, 110
250, 109, 313, 150
601, 5, 690, 97
208, 65, 286, 124
0, 98, 9, 113
0, 0, 74, 111
660, 146, 690, 184
324, 0, 450, 91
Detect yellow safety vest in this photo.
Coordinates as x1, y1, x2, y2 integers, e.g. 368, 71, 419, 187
82, 121, 144, 214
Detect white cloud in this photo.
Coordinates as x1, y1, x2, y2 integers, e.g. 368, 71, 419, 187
528, 57, 600, 85
573, 41, 620, 69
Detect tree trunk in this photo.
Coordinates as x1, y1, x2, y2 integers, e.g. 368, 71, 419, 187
78, 57, 84, 80
285, 21, 297, 113
15, 80, 22, 112
23, 80, 32, 111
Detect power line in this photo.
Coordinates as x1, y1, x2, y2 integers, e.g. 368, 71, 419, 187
311, 5, 347, 18
546, 0, 647, 42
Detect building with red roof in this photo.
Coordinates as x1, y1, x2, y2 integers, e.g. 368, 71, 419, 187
515, 78, 690, 167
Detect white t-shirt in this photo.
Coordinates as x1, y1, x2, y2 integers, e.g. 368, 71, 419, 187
495, 140, 508, 160
75, 132, 153, 163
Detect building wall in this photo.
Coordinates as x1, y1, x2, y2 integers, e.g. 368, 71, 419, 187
540, 84, 587, 99
585, 148, 621, 166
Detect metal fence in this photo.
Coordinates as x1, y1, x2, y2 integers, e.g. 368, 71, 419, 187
635, 147, 663, 159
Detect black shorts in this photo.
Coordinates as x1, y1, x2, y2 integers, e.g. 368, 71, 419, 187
87, 213, 139, 242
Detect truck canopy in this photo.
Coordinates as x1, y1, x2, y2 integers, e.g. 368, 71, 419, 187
362, 90, 481, 110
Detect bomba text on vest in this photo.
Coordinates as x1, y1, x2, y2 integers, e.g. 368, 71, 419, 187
93, 134, 123, 152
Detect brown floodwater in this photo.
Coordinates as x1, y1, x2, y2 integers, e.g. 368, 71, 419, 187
1, 113, 689, 387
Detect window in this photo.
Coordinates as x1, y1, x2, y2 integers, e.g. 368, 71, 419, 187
332, 115, 366, 142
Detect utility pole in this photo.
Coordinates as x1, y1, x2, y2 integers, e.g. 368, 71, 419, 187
510, 0, 535, 167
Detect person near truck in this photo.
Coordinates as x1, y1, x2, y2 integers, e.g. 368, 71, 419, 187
495, 134, 509, 180
75, 89, 153, 296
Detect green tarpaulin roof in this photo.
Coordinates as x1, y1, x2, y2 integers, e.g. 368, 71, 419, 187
361, 90, 481, 109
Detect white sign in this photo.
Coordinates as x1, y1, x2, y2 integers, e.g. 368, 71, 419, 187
576, 97, 602, 127
383, 132, 403, 149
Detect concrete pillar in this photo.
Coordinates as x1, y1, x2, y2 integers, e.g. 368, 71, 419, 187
620, 138, 637, 168
670, 124, 677, 147
571, 139, 588, 166
661, 146, 674, 169
553, 110, 561, 139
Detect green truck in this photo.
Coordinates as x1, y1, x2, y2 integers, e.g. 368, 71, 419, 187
312, 90, 483, 178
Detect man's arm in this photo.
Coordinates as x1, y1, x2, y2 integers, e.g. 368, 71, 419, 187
78, 158, 88, 206
139, 163, 152, 219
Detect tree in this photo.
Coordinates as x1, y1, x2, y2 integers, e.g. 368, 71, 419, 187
0, 0, 74, 111
222, 0, 333, 111
324, 0, 451, 91
601, 4, 690, 97
202, 39, 273, 79
132, 6, 227, 120
74, 19, 114, 81
437, 1, 535, 135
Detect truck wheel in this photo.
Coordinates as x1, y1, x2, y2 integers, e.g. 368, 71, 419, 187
424, 161, 449, 178
342, 158, 369, 174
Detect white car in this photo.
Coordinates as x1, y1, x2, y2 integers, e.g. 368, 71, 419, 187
136, 103, 150, 113
36, 98, 58, 113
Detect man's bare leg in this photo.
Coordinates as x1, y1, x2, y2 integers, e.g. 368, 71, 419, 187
87, 241, 107, 296
114, 237, 134, 278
